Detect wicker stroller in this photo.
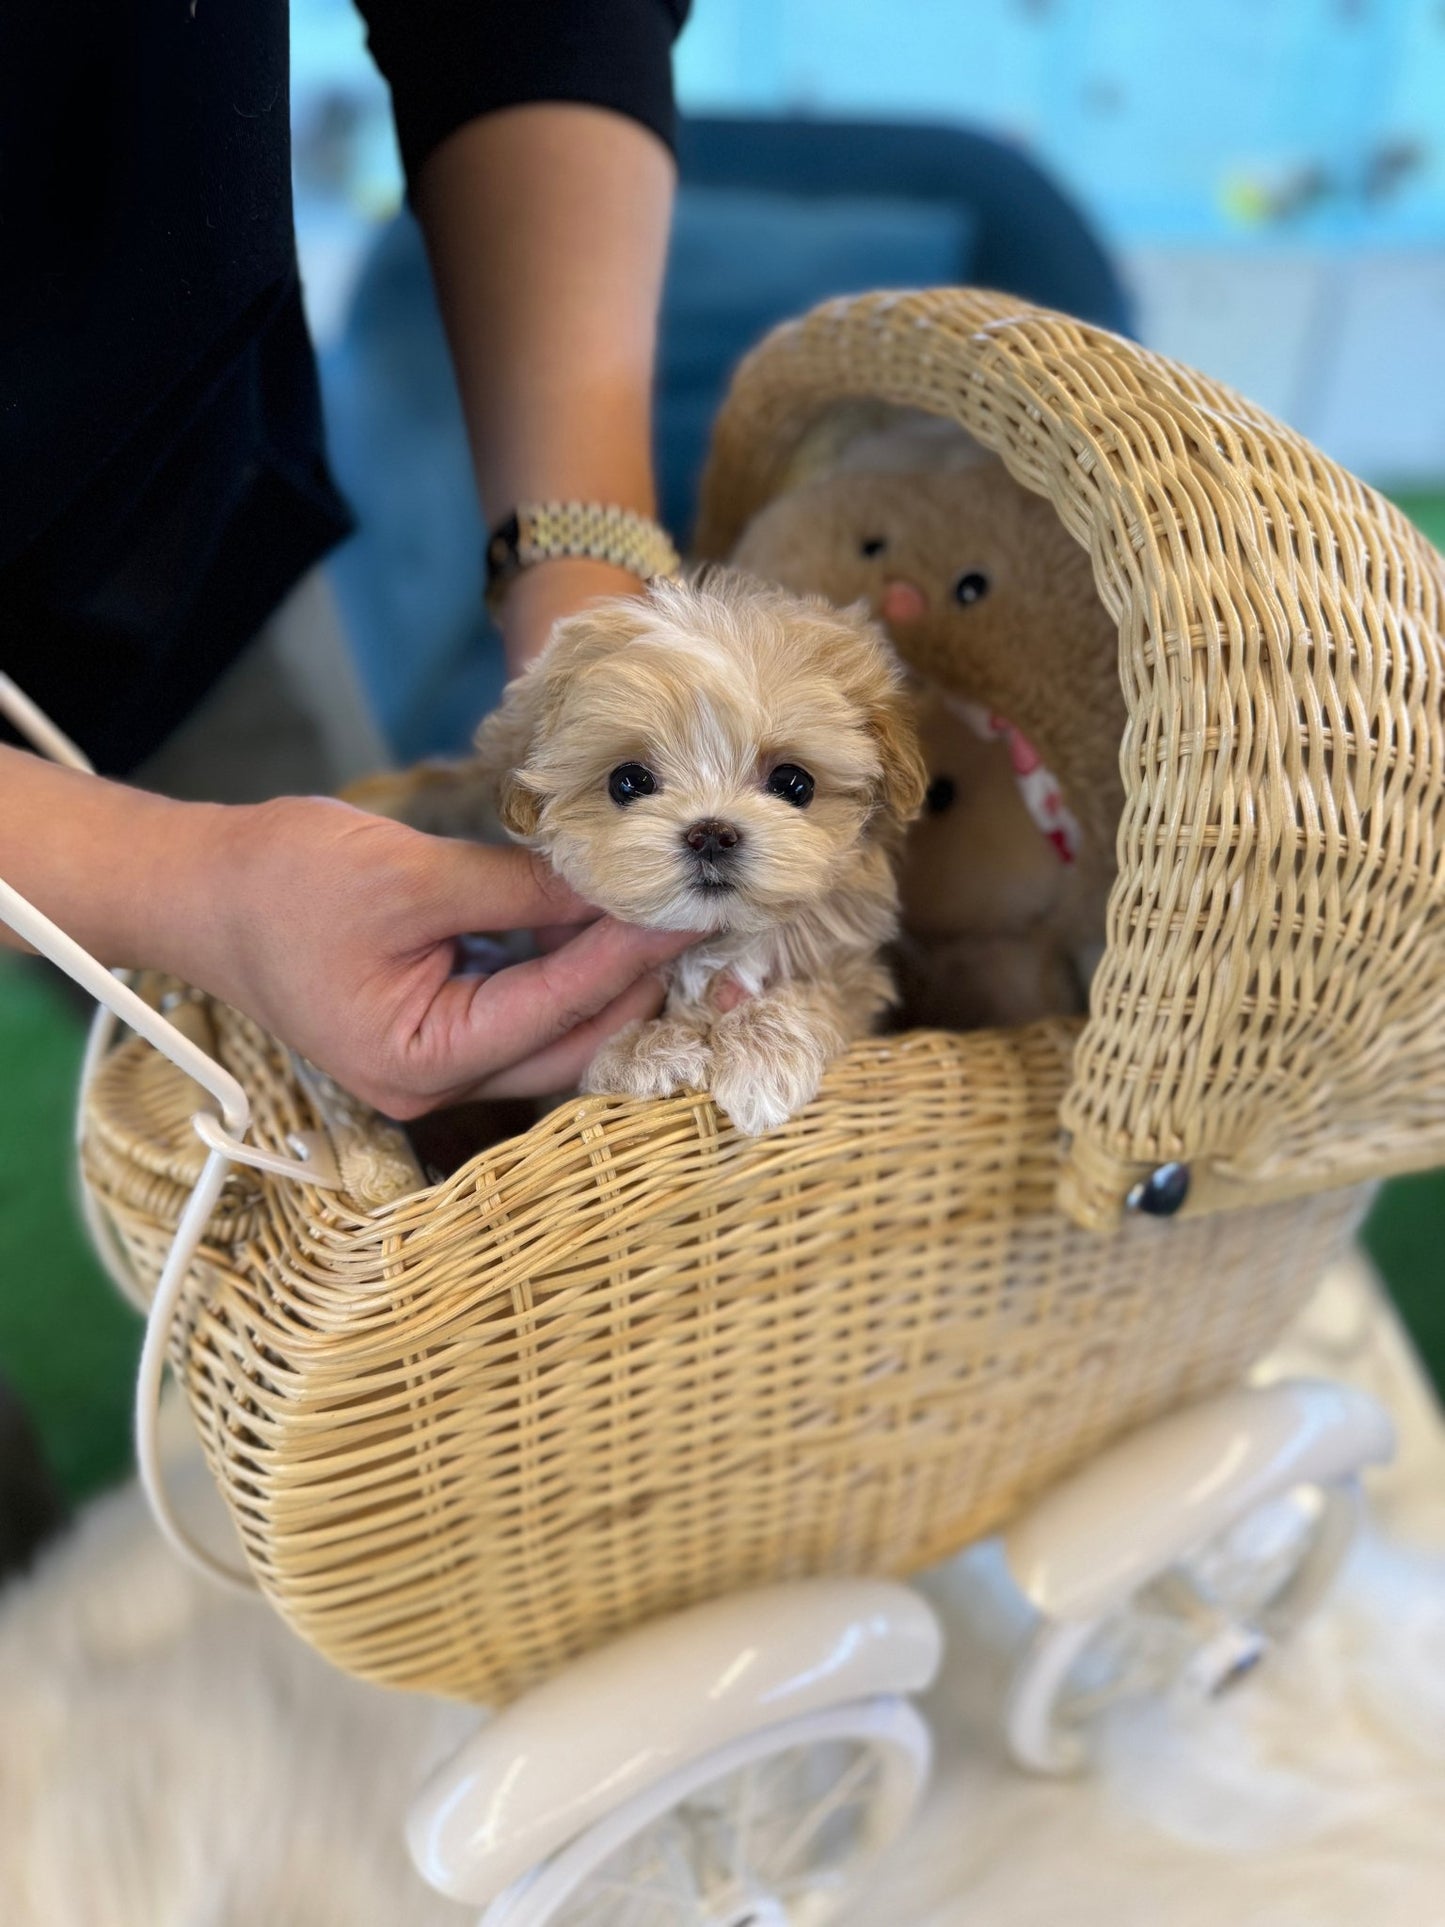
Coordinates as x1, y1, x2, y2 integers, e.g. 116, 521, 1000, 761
4, 285, 1437, 1924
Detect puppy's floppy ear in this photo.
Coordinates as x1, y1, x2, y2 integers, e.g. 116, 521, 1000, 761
867, 678, 929, 826
473, 666, 549, 837
473, 595, 658, 837
833, 602, 928, 827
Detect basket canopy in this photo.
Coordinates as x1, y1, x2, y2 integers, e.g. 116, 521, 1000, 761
695, 289, 1445, 1230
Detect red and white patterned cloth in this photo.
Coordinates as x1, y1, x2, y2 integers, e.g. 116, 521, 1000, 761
946, 697, 1082, 866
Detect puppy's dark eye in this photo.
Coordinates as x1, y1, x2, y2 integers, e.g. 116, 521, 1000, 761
607, 762, 658, 805
925, 775, 957, 814
765, 763, 815, 809
953, 570, 990, 606
859, 536, 887, 558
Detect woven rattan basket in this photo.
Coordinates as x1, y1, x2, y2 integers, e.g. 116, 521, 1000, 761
80, 288, 1444, 1708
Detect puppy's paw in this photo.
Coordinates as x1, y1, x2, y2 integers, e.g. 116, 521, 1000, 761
583, 1018, 713, 1102
709, 1001, 832, 1136
710, 1047, 824, 1135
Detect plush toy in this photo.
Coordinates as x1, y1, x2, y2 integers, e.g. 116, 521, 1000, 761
731, 437, 1124, 1028
887, 686, 1095, 1028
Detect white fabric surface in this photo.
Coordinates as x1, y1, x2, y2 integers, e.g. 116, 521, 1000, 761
1, 1250, 1441, 1927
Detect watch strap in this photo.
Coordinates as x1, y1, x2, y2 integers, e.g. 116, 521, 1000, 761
485, 502, 681, 613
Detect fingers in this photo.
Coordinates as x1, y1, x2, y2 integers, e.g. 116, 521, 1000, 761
466, 971, 666, 1098
415, 915, 696, 1092
422, 836, 596, 935
531, 920, 590, 956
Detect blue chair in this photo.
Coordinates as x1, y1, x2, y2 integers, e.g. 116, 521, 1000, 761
320, 116, 1131, 762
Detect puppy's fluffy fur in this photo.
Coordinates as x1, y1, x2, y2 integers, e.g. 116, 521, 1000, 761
477, 572, 926, 1134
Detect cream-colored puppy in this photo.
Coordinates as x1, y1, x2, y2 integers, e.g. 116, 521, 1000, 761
477, 572, 927, 1134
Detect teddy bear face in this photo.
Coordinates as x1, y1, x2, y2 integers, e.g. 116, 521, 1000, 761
732, 467, 1011, 654
733, 465, 1108, 719
730, 460, 1125, 892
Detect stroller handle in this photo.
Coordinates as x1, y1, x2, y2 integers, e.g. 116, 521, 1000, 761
0, 674, 340, 1591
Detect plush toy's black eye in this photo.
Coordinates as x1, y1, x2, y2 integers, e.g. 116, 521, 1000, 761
953, 570, 990, 606
607, 762, 658, 805
925, 775, 957, 815
859, 536, 888, 558
765, 763, 815, 808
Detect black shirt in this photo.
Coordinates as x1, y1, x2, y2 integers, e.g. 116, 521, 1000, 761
0, 0, 688, 774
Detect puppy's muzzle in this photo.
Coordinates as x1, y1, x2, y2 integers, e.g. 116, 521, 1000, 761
683, 818, 743, 890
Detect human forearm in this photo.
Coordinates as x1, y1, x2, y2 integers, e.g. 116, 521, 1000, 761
411, 103, 676, 665
0, 745, 229, 979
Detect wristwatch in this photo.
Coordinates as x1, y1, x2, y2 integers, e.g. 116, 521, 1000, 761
485, 501, 681, 614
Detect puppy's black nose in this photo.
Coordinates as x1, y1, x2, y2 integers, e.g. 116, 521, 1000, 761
684, 819, 741, 858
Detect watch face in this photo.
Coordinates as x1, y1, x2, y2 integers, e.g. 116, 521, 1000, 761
486, 514, 522, 595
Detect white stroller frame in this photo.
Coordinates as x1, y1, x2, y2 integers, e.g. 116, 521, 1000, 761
0, 672, 1396, 1924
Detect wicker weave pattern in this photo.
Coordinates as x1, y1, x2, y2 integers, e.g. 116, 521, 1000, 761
84, 995, 1365, 1704
75, 288, 1432, 1706
694, 289, 1445, 1228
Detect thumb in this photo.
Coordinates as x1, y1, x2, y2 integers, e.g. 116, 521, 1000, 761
466, 971, 669, 1099
415, 833, 595, 937
418, 916, 696, 1084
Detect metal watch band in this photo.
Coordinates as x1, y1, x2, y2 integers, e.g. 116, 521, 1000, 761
485, 502, 682, 613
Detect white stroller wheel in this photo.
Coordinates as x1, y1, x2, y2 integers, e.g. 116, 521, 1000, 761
1005, 1477, 1363, 1774
478, 1697, 930, 1927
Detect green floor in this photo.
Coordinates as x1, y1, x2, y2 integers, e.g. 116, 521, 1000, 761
0, 956, 143, 1497
4, 492, 1443, 1503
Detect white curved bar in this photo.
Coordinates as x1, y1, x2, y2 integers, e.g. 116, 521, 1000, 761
190, 1110, 342, 1189
75, 999, 155, 1308
7, 671, 160, 1301
0, 670, 92, 771
1003, 1378, 1396, 1623
1, 677, 259, 1590
77, 1001, 123, 1136
0, 878, 250, 1139
0, 881, 260, 1588
407, 1578, 942, 1904
476, 1696, 931, 1924
133, 1145, 256, 1593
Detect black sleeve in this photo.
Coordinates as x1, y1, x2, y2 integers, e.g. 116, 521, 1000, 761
356, 0, 692, 185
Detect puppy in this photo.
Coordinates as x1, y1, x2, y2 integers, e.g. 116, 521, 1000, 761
476, 571, 927, 1134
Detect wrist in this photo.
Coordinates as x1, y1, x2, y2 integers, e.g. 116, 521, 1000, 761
122, 795, 240, 992
496, 555, 649, 672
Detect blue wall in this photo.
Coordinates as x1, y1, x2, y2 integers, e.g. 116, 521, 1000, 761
288, 1, 1445, 480
292, 0, 1445, 253
675, 0, 1445, 252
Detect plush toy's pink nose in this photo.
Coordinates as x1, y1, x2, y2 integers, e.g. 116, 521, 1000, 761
879, 579, 928, 624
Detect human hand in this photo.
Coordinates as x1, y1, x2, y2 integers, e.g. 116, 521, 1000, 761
183, 795, 695, 1118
